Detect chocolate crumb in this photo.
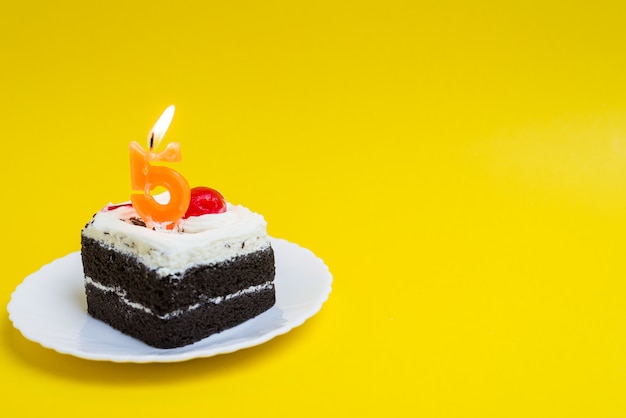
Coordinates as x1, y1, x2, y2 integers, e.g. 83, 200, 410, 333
130, 217, 147, 227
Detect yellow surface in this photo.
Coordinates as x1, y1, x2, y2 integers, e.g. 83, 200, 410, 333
4, 1, 626, 416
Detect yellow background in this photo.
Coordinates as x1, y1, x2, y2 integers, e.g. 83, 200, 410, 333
3, 1, 626, 416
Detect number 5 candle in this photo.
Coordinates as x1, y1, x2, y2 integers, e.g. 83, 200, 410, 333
129, 105, 191, 224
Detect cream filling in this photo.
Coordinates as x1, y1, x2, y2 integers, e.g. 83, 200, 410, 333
85, 276, 274, 320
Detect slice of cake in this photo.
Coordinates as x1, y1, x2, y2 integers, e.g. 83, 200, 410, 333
80, 188, 275, 349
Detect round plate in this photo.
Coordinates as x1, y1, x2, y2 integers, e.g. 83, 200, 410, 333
7, 238, 332, 363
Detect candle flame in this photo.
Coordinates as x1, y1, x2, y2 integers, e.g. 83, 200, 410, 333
148, 105, 175, 150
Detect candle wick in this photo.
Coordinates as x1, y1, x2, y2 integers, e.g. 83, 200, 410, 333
149, 132, 155, 150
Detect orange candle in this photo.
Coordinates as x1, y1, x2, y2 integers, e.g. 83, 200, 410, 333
129, 105, 191, 224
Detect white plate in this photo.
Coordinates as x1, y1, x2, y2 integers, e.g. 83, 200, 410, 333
7, 238, 332, 363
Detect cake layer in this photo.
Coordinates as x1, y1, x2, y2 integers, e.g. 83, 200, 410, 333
86, 282, 276, 348
81, 236, 275, 316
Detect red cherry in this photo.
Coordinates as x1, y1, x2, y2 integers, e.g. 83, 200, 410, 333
183, 186, 227, 218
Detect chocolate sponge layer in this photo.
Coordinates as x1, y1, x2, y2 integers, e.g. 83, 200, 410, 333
81, 236, 275, 315
85, 282, 275, 348
80, 236, 276, 348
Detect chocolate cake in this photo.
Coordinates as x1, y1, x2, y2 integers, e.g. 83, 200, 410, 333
80, 196, 275, 349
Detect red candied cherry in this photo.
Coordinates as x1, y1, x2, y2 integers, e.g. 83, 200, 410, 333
183, 186, 227, 218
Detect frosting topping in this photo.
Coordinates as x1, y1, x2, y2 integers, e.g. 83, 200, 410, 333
82, 196, 271, 276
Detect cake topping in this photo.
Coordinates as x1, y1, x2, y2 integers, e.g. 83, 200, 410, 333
183, 186, 227, 218
82, 200, 271, 273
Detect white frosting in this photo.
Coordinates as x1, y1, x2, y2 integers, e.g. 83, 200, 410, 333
85, 276, 274, 319
82, 197, 271, 277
